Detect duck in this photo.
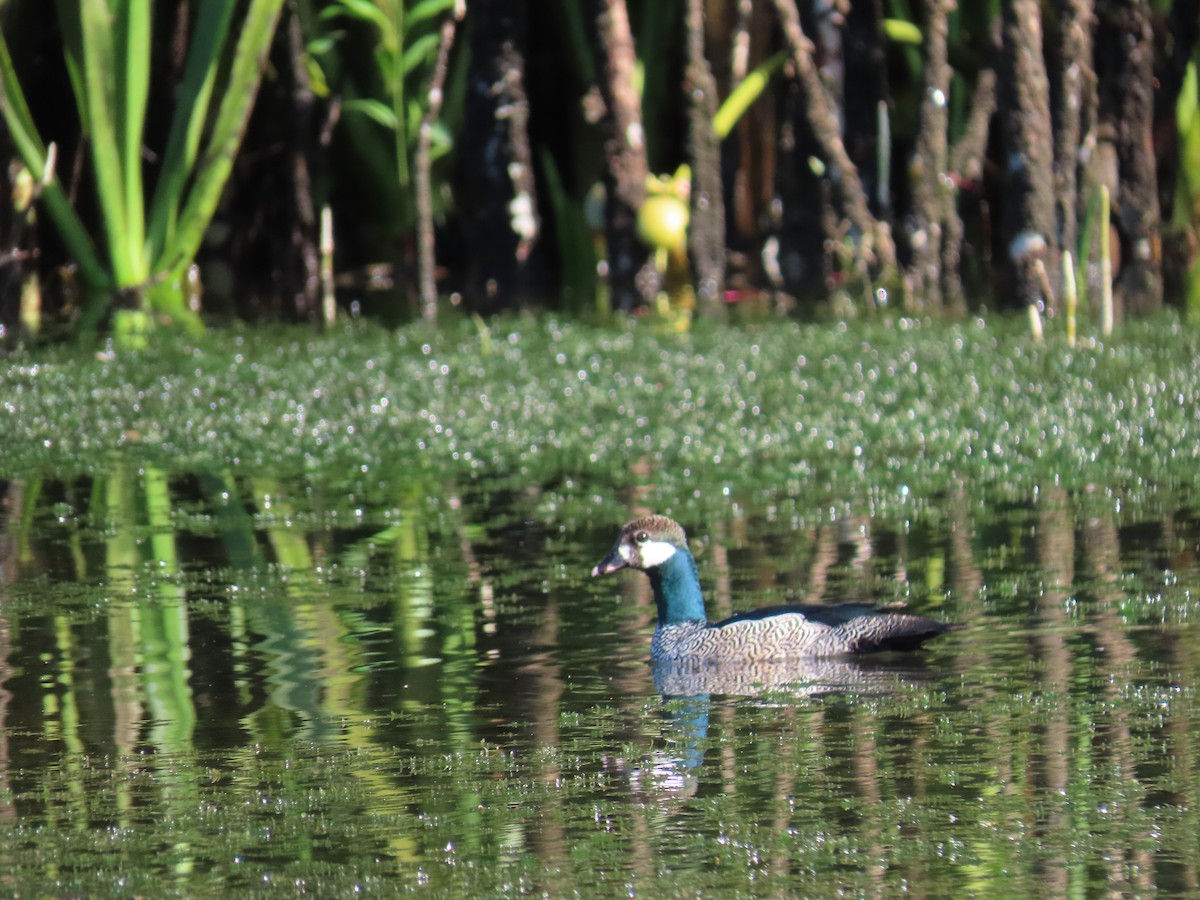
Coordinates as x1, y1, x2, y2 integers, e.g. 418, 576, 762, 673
592, 514, 958, 662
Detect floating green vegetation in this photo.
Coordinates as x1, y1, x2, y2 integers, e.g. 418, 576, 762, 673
3, 315, 1200, 521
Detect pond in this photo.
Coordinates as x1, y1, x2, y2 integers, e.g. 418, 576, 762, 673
2, 317, 1200, 896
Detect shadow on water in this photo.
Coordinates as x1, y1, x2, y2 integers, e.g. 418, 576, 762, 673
1, 467, 1200, 895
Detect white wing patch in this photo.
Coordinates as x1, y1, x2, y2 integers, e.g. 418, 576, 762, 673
630, 538, 677, 568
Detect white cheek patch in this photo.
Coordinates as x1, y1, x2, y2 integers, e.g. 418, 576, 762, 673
634, 539, 677, 568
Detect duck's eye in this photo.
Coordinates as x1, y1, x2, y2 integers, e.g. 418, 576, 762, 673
635, 531, 650, 544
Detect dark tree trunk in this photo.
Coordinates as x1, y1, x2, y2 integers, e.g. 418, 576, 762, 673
460, 0, 542, 314
1096, 0, 1162, 316
776, 80, 829, 304
684, 0, 725, 318
1053, 0, 1095, 265
948, 65, 997, 308
726, 0, 777, 253
910, 0, 956, 312
771, 0, 896, 295
842, 0, 887, 219
587, 0, 655, 312
284, 10, 319, 321
999, 0, 1058, 310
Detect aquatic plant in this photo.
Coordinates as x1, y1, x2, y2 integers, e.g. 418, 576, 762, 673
310, 0, 462, 316
0, 0, 285, 335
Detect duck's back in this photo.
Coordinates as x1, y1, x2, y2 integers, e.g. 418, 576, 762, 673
651, 604, 955, 662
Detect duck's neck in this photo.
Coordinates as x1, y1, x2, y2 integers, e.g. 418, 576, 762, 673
647, 549, 707, 625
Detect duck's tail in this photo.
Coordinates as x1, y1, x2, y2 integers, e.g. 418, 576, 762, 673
848, 614, 963, 654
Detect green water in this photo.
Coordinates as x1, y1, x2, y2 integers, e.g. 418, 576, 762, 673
2, 317, 1200, 896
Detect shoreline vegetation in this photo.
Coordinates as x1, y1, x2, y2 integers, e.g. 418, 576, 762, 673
0, 1, 1195, 338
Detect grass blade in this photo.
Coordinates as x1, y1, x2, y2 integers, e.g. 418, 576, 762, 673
115, 0, 150, 272
158, 0, 286, 274
713, 50, 786, 140
146, 1, 237, 260
79, 0, 139, 284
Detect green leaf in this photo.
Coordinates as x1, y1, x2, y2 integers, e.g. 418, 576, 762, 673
428, 119, 453, 152
146, 0, 237, 262
882, 18, 924, 46
320, 0, 395, 44
80, 0, 139, 284
407, 0, 454, 28
401, 32, 440, 77
307, 35, 340, 57
713, 51, 786, 140
305, 56, 332, 98
345, 98, 400, 130
115, 0, 151, 274
162, 0, 286, 276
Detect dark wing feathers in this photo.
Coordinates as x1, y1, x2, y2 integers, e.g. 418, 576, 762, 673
713, 602, 888, 628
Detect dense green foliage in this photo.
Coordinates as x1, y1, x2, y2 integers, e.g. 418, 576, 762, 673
1, 0, 1196, 329
0, 0, 283, 329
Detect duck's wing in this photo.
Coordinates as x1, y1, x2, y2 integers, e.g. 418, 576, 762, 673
712, 602, 880, 628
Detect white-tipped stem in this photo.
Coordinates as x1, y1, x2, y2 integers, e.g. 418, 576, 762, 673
41, 142, 57, 189
1063, 250, 1077, 348
320, 204, 335, 328
876, 100, 891, 215
1028, 301, 1044, 342
1034, 258, 1054, 311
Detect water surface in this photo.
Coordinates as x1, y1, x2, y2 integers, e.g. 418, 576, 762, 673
1, 472, 1197, 897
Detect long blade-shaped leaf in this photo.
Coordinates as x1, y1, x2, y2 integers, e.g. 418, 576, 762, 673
159, 0, 286, 274
80, 0, 141, 284
713, 51, 786, 140
0, 30, 110, 293
392, 1, 407, 187
53, 0, 88, 132
146, 0, 237, 260
115, 0, 151, 273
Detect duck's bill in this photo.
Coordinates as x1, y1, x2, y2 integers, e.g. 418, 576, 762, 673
591, 547, 627, 576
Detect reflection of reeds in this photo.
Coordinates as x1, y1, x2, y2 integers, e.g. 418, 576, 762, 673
250, 477, 313, 570
100, 463, 196, 752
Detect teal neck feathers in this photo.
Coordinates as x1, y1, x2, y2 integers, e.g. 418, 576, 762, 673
646, 547, 706, 626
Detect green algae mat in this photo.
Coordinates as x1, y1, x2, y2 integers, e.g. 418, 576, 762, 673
5, 314, 1200, 507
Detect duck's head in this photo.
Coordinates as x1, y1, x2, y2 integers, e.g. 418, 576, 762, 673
593, 515, 705, 625
592, 515, 690, 576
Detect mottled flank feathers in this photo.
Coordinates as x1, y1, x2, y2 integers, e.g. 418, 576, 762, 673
593, 515, 958, 662
650, 611, 955, 662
